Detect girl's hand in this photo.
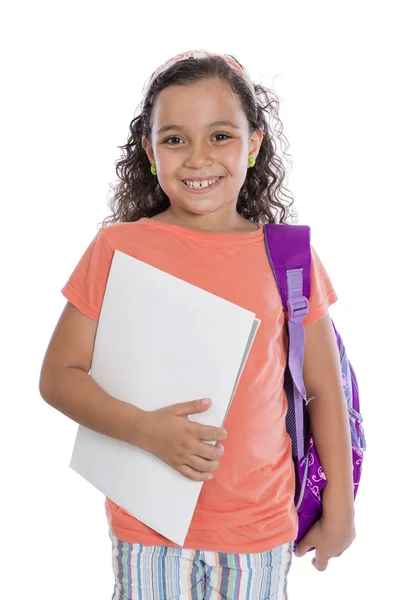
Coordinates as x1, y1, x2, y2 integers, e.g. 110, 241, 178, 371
294, 516, 356, 571
135, 398, 227, 482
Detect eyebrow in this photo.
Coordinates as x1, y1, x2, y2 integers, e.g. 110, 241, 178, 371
156, 120, 240, 135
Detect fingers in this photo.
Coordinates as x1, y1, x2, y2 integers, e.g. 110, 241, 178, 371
188, 455, 220, 473
176, 442, 225, 481
173, 398, 213, 416
294, 538, 311, 558
196, 425, 228, 442
313, 555, 329, 571
193, 441, 225, 461
163, 399, 228, 482
179, 443, 224, 479
178, 465, 216, 482
296, 541, 330, 571
169, 399, 228, 442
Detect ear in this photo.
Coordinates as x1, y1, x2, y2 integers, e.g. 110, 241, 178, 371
249, 129, 263, 158
141, 136, 155, 165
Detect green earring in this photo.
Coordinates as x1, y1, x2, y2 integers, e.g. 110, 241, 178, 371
151, 164, 157, 176
248, 156, 256, 168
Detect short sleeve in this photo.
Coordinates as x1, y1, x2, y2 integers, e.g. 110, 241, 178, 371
303, 246, 338, 325
61, 228, 115, 321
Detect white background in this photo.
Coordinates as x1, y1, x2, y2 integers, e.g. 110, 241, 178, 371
2, 1, 399, 598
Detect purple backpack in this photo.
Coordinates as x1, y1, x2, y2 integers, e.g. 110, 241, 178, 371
264, 224, 366, 549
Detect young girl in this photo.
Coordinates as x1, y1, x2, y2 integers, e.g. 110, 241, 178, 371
39, 49, 356, 599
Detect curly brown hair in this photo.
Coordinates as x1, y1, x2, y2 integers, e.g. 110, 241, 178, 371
102, 55, 296, 227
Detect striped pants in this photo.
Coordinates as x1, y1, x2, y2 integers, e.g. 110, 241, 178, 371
109, 531, 294, 599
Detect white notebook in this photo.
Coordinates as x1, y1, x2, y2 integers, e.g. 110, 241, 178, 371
70, 250, 260, 545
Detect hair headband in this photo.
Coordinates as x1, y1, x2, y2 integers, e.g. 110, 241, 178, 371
146, 49, 257, 101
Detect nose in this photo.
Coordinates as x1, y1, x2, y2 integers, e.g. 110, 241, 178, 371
183, 141, 213, 169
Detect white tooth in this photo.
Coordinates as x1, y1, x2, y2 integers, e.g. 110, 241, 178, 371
185, 179, 218, 188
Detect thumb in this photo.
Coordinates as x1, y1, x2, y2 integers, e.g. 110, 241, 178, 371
294, 533, 313, 558
173, 397, 212, 416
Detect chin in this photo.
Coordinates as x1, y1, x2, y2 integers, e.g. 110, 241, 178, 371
176, 193, 228, 213
181, 202, 224, 216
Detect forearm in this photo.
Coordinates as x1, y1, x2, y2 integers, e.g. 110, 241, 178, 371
306, 388, 354, 520
40, 366, 146, 448
303, 314, 355, 522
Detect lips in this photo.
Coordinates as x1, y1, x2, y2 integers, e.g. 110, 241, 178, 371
180, 176, 223, 194
182, 177, 222, 189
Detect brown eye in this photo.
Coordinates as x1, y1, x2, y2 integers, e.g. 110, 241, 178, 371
164, 137, 183, 145
213, 134, 231, 142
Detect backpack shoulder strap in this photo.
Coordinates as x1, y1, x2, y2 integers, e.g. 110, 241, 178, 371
264, 224, 312, 305
264, 224, 312, 459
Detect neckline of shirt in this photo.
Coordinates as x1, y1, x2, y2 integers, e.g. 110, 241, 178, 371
138, 218, 265, 244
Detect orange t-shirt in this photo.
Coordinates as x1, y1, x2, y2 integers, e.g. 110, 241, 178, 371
62, 218, 338, 553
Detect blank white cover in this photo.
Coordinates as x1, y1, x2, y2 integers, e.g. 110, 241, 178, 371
70, 250, 260, 545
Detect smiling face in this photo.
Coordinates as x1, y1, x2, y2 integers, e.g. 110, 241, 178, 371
142, 78, 263, 223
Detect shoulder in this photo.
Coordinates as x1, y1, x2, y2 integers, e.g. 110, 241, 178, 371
99, 220, 148, 248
